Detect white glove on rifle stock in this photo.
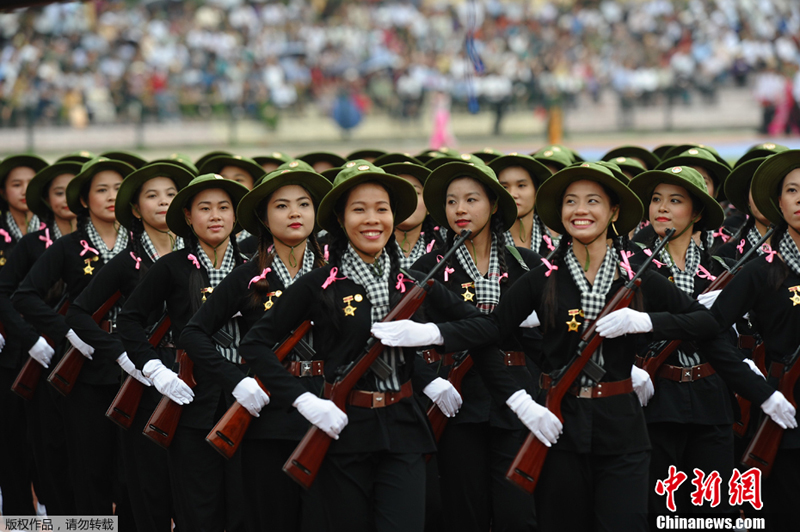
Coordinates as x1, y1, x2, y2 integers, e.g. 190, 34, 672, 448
66, 328, 95, 360
630, 365, 654, 406
506, 390, 562, 447
371, 320, 443, 347
232, 377, 270, 417
294, 392, 348, 439
117, 352, 152, 386
595, 308, 652, 338
761, 391, 797, 430
143, 359, 194, 405
424, 377, 462, 417
29, 336, 54, 368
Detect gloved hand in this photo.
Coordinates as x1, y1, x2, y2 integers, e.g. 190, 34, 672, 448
371, 320, 443, 347
143, 359, 194, 405
761, 391, 798, 430
116, 352, 152, 386
520, 309, 541, 328
66, 329, 94, 360
293, 392, 348, 439
423, 377, 462, 417
697, 289, 722, 309
743, 358, 765, 379
506, 389, 562, 447
29, 337, 54, 368
631, 365, 654, 406
232, 377, 270, 417
0, 332, 5, 352
595, 308, 653, 338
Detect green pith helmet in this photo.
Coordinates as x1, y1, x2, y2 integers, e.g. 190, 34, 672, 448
345, 149, 387, 162
165, 173, 249, 239
252, 160, 314, 187
734, 142, 789, 168
602, 146, 660, 170
373, 152, 423, 167
751, 149, 800, 226
26, 161, 83, 219
197, 155, 265, 187
66, 157, 136, 215
114, 162, 196, 230
99, 150, 148, 170
656, 147, 731, 201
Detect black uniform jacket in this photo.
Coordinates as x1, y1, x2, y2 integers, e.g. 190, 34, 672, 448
180, 260, 322, 440
238, 264, 491, 455
0, 212, 24, 271
711, 255, 800, 449
411, 245, 542, 430
437, 263, 717, 455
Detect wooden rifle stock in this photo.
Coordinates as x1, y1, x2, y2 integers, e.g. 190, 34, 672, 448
47, 291, 121, 396
142, 349, 197, 449
427, 352, 472, 442
741, 345, 800, 476
206, 320, 313, 459
105, 315, 173, 429
11, 298, 69, 401
283, 229, 473, 489
733, 342, 767, 438
507, 228, 675, 493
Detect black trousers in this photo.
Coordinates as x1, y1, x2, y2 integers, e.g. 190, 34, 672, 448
241, 438, 327, 532
437, 422, 536, 532
759, 447, 800, 532
169, 425, 245, 532
0, 366, 35, 515
316, 451, 426, 532
121, 403, 173, 532
536, 449, 650, 532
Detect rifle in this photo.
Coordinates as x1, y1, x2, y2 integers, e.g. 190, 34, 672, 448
142, 348, 197, 449
506, 228, 674, 493
733, 341, 767, 438
639, 227, 775, 381
741, 344, 800, 476
206, 320, 313, 459
283, 229, 472, 489
105, 313, 173, 429
426, 351, 472, 442
11, 296, 70, 401
47, 291, 122, 396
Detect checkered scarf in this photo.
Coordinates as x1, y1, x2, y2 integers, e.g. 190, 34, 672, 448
272, 243, 315, 287
85, 221, 129, 264
656, 238, 702, 366
51, 222, 62, 241
396, 235, 428, 270
196, 242, 241, 364
779, 232, 800, 278
564, 245, 617, 385
455, 236, 503, 314
503, 214, 557, 255
746, 227, 767, 256
341, 244, 404, 392
704, 230, 715, 251
236, 229, 251, 243
5, 211, 40, 242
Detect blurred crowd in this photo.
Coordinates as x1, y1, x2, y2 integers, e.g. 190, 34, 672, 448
0, 0, 799, 130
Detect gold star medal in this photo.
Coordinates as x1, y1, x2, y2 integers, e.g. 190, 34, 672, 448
201, 287, 214, 302
0, 251, 6, 266
790, 286, 800, 306
264, 290, 283, 311
461, 282, 475, 302
83, 258, 95, 275
566, 309, 583, 332
343, 296, 356, 316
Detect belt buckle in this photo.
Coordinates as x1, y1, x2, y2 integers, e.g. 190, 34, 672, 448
504, 353, 513, 366
372, 392, 386, 408
680, 368, 694, 382
578, 386, 593, 398
300, 361, 313, 377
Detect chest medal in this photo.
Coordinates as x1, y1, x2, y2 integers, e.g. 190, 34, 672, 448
342, 295, 357, 316
201, 287, 214, 302
461, 282, 475, 302
264, 290, 283, 311
566, 309, 584, 333
789, 286, 800, 307
83, 256, 98, 275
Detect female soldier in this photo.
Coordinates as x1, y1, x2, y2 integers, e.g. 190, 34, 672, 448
373, 162, 724, 531
711, 149, 800, 530
116, 173, 249, 532
0, 160, 78, 516
238, 160, 487, 532
65, 161, 194, 531
181, 164, 330, 532
414, 158, 541, 532
11, 156, 135, 518
0, 154, 49, 268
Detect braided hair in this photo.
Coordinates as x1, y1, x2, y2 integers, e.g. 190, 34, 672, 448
766, 220, 791, 291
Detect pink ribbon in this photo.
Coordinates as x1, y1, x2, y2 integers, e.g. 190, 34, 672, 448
496, 272, 508, 283
426, 240, 435, 253
712, 229, 730, 243
643, 249, 664, 268
395, 273, 410, 293
322, 267, 346, 289
620, 250, 634, 280
38, 222, 46, 231
79, 240, 98, 256
736, 239, 745, 254
761, 244, 776, 263
0, 229, 11, 243
248, 267, 271, 288
38, 228, 53, 249
187, 254, 200, 269
130, 252, 141, 270
436, 254, 455, 281
542, 234, 555, 252
541, 257, 558, 277
323, 244, 330, 262
696, 264, 716, 281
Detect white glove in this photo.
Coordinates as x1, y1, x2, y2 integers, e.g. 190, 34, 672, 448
143, 359, 194, 405
761, 391, 798, 430
0, 332, 5, 352
116, 352, 152, 386
697, 289, 722, 309
631, 365, 654, 406
506, 389, 562, 447
66, 328, 94, 360
371, 320, 443, 347
743, 358, 765, 379
595, 308, 653, 338
293, 391, 348, 439
423, 377, 462, 417
520, 309, 541, 328
28, 336, 54, 368
232, 377, 270, 417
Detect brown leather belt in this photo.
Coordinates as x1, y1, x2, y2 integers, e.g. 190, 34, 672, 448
502, 351, 526, 366
738, 335, 757, 350
283, 360, 324, 378
539, 374, 633, 399
656, 362, 715, 382
421, 349, 455, 366
324, 380, 413, 409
